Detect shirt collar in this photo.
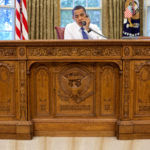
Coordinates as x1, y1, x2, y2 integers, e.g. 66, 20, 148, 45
74, 22, 82, 31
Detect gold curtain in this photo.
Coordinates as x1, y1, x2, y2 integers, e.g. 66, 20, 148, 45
102, 0, 143, 39
139, 0, 143, 36
102, 0, 124, 39
26, 0, 60, 39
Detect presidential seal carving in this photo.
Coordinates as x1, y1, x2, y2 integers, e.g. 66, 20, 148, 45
58, 64, 93, 104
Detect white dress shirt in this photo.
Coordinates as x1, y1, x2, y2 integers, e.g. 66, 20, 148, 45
64, 22, 105, 40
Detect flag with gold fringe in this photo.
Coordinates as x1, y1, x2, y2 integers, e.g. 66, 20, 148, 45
122, 0, 140, 37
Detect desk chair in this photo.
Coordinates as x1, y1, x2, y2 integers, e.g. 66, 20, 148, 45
55, 26, 65, 39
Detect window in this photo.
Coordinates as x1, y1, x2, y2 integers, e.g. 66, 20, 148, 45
0, 0, 15, 40
143, 0, 150, 36
60, 0, 102, 29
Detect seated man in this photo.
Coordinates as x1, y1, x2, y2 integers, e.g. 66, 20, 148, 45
64, 5, 106, 40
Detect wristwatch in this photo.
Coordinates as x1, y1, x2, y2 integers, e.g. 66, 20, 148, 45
87, 29, 92, 33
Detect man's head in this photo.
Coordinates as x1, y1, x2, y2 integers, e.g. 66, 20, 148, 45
72, 5, 87, 27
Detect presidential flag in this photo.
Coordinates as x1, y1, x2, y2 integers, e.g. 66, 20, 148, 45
15, 0, 28, 40
122, 0, 140, 37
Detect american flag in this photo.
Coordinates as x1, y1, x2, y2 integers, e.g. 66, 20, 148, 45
15, 0, 28, 40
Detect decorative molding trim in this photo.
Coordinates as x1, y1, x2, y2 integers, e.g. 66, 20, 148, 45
123, 61, 130, 118
19, 48, 26, 56
19, 62, 27, 120
0, 48, 17, 56
124, 47, 130, 56
0, 62, 15, 73
135, 61, 150, 73
28, 47, 121, 56
133, 47, 150, 56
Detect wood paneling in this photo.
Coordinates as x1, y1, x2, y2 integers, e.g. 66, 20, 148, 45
0, 40, 150, 140
0, 62, 17, 119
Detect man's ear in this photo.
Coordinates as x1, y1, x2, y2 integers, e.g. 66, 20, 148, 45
72, 16, 75, 20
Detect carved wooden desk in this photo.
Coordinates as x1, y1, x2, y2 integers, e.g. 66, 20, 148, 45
0, 40, 150, 140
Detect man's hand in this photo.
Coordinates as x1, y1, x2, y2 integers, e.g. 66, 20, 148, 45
83, 15, 90, 32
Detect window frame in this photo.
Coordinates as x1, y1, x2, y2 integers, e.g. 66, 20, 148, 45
60, 0, 102, 29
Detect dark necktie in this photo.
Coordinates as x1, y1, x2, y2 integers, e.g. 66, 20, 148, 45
81, 27, 88, 39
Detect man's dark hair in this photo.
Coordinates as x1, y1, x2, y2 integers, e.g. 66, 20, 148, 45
72, 5, 86, 16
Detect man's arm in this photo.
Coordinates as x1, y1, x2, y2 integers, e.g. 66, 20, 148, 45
64, 24, 73, 39
82, 15, 106, 40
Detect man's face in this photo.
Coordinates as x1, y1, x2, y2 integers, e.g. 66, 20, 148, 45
73, 8, 86, 27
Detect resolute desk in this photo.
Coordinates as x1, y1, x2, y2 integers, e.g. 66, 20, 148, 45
0, 40, 150, 140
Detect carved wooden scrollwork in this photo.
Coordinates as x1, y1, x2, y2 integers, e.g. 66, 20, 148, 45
0, 63, 15, 116
0, 63, 15, 73
0, 66, 9, 82
134, 62, 150, 116
98, 47, 121, 56
133, 47, 150, 56
29, 64, 51, 118
99, 64, 119, 116
19, 62, 27, 120
28, 47, 121, 57
35, 66, 50, 115
135, 61, 150, 73
123, 61, 130, 118
0, 48, 17, 56
124, 47, 130, 56
19, 48, 25, 56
